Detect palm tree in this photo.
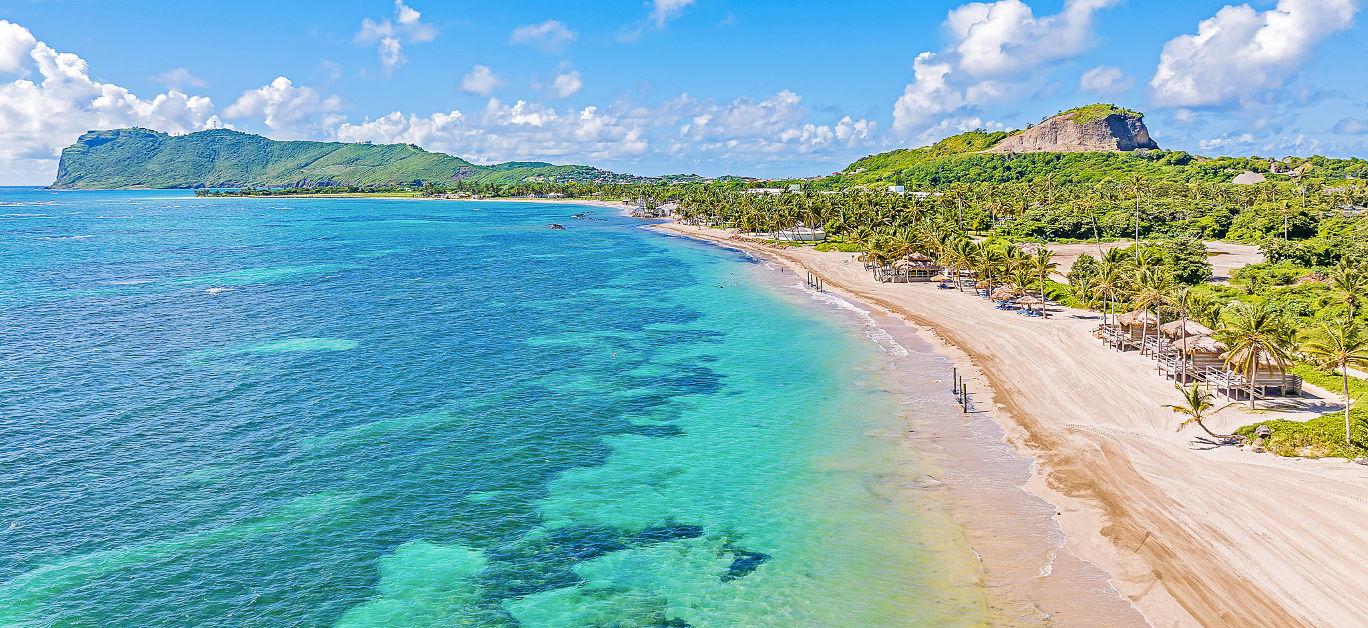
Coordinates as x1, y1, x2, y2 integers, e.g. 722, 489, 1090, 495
1301, 319, 1368, 447
1165, 382, 1239, 439
1127, 173, 1146, 262
1327, 260, 1368, 319
1091, 263, 1127, 327
1031, 247, 1057, 318
1131, 269, 1173, 355
1216, 303, 1296, 409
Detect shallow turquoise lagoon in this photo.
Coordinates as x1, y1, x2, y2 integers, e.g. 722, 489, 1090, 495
0, 190, 999, 626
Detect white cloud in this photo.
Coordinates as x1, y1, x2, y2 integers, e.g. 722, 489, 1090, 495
156, 67, 207, 89
0, 20, 224, 183
891, 0, 1120, 136
1171, 108, 1199, 125
649, 0, 696, 27
549, 70, 583, 98
620, 0, 697, 41
1150, 0, 1359, 108
1078, 65, 1133, 95
224, 76, 343, 137
337, 100, 650, 163
1333, 118, 1368, 135
460, 65, 504, 96
947, 0, 1120, 77
510, 20, 576, 53
893, 53, 964, 134
335, 90, 873, 166
355, 1, 438, 72
0, 20, 38, 74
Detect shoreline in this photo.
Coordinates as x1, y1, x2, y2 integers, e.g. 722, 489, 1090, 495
647, 220, 1368, 627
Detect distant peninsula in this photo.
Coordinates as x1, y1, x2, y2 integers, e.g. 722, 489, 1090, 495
49, 128, 671, 190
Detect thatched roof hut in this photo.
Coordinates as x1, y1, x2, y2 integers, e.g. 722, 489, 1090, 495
1116, 310, 1159, 328
1160, 320, 1214, 338
1174, 335, 1225, 355
1220, 349, 1288, 368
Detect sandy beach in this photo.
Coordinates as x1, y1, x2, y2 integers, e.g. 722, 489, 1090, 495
652, 221, 1368, 627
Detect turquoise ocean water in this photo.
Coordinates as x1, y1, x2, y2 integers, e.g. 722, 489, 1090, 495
0, 189, 1136, 626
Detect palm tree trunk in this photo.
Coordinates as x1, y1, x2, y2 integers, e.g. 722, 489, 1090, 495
1040, 273, 1048, 319
1180, 314, 1189, 384
1345, 369, 1353, 447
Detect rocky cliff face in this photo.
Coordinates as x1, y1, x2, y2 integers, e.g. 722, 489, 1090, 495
987, 110, 1159, 154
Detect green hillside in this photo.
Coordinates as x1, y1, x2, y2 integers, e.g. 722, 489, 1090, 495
50, 128, 647, 189
832, 129, 1368, 189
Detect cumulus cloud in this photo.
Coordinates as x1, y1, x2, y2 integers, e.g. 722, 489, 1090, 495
892, 0, 1120, 136
1150, 0, 1359, 108
510, 20, 576, 53
548, 69, 583, 98
460, 65, 504, 96
355, 1, 438, 72
224, 76, 343, 137
1078, 65, 1133, 95
0, 20, 38, 74
156, 67, 207, 89
947, 0, 1120, 77
337, 100, 649, 163
674, 91, 874, 156
0, 19, 225, 183
335, 89, 873, 166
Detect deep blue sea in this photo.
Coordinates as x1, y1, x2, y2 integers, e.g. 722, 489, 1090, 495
0, 189, 1139, 626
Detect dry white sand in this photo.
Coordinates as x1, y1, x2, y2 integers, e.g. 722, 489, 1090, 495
655, 222, 1368, 628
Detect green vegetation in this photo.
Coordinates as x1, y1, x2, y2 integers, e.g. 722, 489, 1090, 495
1060, 104, 1143, 125
50, 128, 669, 190
1164, 383, 1238, 439
1234, 413, 1368, 459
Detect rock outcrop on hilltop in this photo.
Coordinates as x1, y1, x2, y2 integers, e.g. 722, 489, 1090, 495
987, 105, 1159, 154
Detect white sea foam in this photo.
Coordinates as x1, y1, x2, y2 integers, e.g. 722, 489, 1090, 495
36, 235, 94, 240
205, 287, 235, 294
1039, 549, 1057, 577
800, 283, 911, 357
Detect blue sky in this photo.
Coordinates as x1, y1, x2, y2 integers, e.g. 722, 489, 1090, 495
0, 0, 1363, 183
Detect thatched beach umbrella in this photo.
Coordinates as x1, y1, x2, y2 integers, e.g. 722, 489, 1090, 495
1017, 295, 1044, 306
1116, 310, 1159, 328
1160, 320, 1214, 338
931, 274, 950, 282
991, 286, 1019, 301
